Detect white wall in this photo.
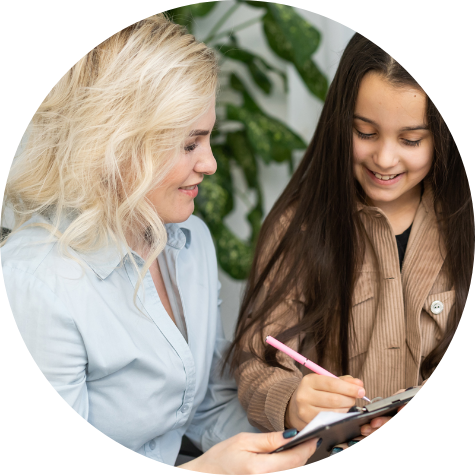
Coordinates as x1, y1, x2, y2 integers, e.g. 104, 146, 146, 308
192, 2, 354, 339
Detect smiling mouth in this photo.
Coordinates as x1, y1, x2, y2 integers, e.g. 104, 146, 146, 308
179, 185, 197, 190
370, 170, 402, 181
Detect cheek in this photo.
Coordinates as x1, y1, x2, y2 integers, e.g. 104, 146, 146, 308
407, 148, 433, 175
352, 140, 371, 165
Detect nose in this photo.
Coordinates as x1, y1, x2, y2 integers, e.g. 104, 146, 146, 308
195, 145, 217, 176
372, 140, 399, 171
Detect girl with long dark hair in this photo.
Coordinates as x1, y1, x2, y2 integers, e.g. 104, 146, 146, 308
228, 33, 473, 434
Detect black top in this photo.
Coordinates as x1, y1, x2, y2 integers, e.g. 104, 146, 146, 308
396, 224, 412, 271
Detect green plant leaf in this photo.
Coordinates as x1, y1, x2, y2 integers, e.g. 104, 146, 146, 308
229, 73, 260, 112
188, 1, 219, 17
165, 2, 218, 32
226, 131, 264, 245
266, 4, 321, 65
295, 57, 328, 101
214, 223, 254, 279
241, 1, 268, 9
246, 197, 264, 244
194, 176, 232, 229
227, 103, 306, 164
262, 11, 293, 62
194, 145, 233, 228
217, 44, 271, 94
262, 9, 328, 100
226, 131, 259, 189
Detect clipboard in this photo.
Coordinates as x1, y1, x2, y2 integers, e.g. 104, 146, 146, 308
271, 386, 421, 461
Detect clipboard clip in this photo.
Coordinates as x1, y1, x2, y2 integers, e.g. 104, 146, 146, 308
348, 396, 389, 414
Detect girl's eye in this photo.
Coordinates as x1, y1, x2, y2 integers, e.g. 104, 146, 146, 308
184, 143, 197, 152
355, 129, 421, 147
355, 130, 375, 140
402, 138, 421, 147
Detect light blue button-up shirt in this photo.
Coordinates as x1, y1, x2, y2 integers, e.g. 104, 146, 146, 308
1, 214, 257, 465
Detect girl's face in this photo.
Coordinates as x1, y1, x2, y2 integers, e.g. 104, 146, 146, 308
352, 73, 434, 211
147, 99, 217, 224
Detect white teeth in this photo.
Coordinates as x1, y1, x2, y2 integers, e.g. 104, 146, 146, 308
180, 185, 196, 190
373, 172, 398, 181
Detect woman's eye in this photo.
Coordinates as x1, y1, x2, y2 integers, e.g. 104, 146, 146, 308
184, 143, 197, 152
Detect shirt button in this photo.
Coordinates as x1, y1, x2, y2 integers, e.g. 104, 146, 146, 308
181, 404, 189, 413
430, 300, 444, 315
149, 440, 156, 450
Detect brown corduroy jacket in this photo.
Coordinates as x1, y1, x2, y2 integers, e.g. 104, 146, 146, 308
235, 185, 454, 432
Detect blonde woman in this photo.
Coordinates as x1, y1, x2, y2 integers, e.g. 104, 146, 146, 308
1, 16, 316, 472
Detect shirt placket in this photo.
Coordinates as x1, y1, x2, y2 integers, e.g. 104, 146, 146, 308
123, 244, 196, 429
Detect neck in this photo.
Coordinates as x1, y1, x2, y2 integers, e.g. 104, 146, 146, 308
368, 183, 422, 235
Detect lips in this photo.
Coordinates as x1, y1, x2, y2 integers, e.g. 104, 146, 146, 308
365, 167, 404, 185
179, 185, 197, 190
179, 179, 202, 190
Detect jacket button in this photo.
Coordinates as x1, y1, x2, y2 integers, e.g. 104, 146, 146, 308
430, 300, 444, 315
149, 440, 156, 450
181, 404, 188, 413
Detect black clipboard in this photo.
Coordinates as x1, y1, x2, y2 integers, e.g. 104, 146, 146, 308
272, 386, 420, 461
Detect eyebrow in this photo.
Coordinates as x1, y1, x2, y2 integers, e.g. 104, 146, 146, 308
353, 114, 429, 131
189, 129, 210, 137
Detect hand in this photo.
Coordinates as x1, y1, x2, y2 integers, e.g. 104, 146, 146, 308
285, 374, 366, 431
359, 388, 407, 437
180, 431, 317, 474
331, 387, 409, 456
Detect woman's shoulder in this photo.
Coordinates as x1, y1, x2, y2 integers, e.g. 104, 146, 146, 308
1, 215, 85, 282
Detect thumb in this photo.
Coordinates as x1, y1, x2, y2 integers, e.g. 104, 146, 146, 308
250, 431, 288, 453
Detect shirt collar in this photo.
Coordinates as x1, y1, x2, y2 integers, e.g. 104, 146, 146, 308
79, 222, 192, 280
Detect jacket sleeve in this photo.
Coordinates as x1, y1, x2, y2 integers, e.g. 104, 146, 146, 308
3, 266, 89, 419
185, 280, 259, 452
234, 298, 303, 432
233, 207, 304, 432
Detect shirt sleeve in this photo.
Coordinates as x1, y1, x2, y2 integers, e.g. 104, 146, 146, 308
185, 280, 259, 452
3, 266, 89, 418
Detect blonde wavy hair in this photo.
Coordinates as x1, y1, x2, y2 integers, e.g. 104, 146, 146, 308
2, 14, 218, 286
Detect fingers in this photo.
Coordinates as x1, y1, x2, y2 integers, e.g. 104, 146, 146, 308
330, 435, 365, 456
255, 438, 318, 473
309, 390, 357, 409
303, 374, 366, 399
246, 431, 291, 453
340, 375, 365, 387
360, 416, 392, 436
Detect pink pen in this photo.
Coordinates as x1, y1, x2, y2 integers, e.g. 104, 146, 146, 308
265, 335, 371, 403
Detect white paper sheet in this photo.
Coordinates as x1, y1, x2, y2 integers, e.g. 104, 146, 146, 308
290, 411, 355, 443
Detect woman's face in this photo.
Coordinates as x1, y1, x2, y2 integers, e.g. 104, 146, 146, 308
352, 73, 434, 211
148, 99, 217, 224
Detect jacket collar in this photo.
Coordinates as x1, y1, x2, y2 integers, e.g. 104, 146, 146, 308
356, 179, 434, 217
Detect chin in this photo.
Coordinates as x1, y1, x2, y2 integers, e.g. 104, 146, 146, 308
173, 205, 195, 224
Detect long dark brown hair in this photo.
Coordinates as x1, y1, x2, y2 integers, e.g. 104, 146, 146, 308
227, 33, 474, 380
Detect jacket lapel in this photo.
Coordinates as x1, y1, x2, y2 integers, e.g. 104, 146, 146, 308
402, 185, 445, 386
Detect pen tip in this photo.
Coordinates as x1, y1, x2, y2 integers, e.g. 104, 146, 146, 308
362, 396, 371, 403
